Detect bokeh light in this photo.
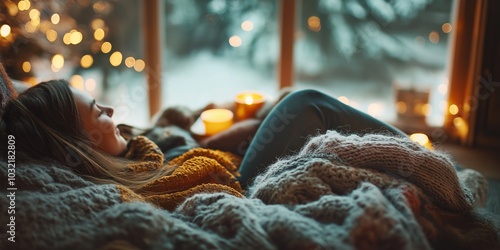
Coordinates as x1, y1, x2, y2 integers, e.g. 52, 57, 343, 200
91, 19, 104, 30
70, 75, 84, 90
125, 57, 135, 68
51, 13, 60, 24
22, 61, 31, 73
81, 55, 93, 68
109, 51, 123, 66
46, 29, 57, 42
69, 30, 83, 45
94, 28, 105, 41
308, 16, 321, 32
52, 54, 64, 70
442, 23, 452, 33
229, 36, 242, 47
0, 25, 11, 37
134, 59, 145, 72
429, 31, 439, 44
449, 104, 459, 115
241, 21, 254, 31
101, 42, 112, 53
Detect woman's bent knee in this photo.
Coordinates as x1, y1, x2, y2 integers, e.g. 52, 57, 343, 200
279, 89, 343, 113
283, 89, 326, 103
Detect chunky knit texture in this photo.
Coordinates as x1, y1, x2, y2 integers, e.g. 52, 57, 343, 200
123, 136, 244, 210
123, 136, 165, 173
0, 131, 498, 249
295, 131, 474, 212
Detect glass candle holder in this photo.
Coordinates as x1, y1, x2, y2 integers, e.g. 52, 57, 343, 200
201, 109, 234, 136
234, 92, 265, 121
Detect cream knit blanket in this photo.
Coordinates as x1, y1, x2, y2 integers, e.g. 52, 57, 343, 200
251, 131, 476, 211
0, 131, 498, 249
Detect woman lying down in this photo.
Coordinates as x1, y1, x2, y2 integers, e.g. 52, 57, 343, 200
1, 79, 498, 249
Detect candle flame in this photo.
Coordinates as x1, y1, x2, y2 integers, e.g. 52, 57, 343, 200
245, 96, 254, 105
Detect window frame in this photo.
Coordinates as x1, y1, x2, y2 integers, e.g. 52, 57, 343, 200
145, 0, 487, 148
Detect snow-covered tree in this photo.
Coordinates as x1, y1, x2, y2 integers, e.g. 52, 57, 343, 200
164, 0, 451, 82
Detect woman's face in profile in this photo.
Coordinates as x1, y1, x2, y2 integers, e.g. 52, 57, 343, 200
71, 88, 127, 156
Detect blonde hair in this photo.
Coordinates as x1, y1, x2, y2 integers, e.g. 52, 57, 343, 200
2, 80, 173, 192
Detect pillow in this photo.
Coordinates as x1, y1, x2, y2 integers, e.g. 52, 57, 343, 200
199, 118, 262, 156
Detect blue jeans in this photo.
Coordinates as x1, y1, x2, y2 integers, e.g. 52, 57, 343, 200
238, 89, 406, 188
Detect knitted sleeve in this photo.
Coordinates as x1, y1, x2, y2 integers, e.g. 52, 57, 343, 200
123, 136, 164, 173
137, 150, 243, 194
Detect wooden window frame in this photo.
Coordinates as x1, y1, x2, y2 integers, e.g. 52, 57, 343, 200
142, 0, 162, 118
445, 0, 490, 146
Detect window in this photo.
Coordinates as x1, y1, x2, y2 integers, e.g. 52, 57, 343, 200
162, 0, 279, 110
161, 0, 457, 129
293, 0, 456, 127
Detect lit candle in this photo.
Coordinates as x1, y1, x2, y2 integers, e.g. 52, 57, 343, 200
201, 109, 234, 136
409, 133, 433, 150
234, 92, 265, 121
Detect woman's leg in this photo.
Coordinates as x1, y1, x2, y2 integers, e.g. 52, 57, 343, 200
238, 89, 406, 188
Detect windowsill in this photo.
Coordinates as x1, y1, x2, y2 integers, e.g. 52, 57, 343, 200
440, 141, 500, 180
391, 119, 444, 136
392, 119, 500, 180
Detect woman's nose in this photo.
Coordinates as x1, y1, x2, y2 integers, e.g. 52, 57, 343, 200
102, 105, 114, 117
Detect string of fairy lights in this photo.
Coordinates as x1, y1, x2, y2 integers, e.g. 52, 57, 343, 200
0, 0, 145, 90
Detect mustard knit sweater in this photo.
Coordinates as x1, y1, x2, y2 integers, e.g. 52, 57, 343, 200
119, 136, 244, 211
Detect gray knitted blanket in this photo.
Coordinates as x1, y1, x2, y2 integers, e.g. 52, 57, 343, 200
1, 131, 499, 249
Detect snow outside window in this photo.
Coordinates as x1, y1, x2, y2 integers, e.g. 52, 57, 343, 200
163, 0, 456, 128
